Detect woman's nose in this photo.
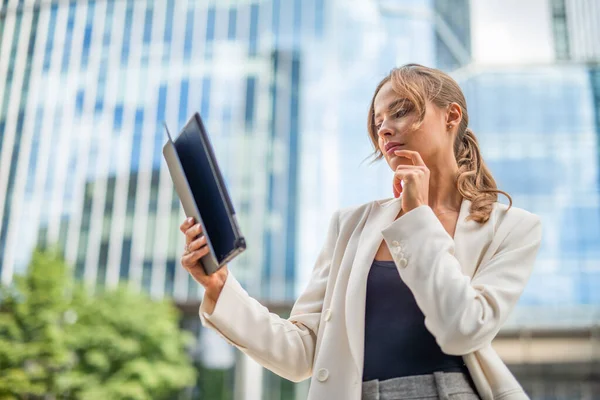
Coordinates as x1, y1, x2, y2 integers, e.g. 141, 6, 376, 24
377, 121, 394, 137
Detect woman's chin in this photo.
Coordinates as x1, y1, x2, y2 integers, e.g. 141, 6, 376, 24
389, 157, 413, 169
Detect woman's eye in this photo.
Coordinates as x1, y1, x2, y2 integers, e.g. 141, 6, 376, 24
393, 108, 409, 118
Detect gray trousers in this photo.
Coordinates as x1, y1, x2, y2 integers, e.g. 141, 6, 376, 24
361, 372, 481, 400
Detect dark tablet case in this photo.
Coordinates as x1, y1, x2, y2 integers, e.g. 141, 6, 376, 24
162, 112, 246, 275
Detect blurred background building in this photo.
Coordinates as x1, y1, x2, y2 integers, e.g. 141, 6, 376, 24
0, 0, 599, 399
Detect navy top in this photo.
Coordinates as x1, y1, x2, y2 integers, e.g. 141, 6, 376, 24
363, 259, 468, 382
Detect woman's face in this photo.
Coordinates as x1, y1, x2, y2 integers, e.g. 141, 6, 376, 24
373, 81, 454, 171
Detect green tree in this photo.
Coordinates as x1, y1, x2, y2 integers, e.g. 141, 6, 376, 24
0, 249, 72, 398
0, 249, 196, 399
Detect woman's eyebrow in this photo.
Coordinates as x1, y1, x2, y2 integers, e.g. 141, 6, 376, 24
388, 98, 410, 112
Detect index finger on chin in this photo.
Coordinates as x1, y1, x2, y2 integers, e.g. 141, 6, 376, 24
394, 150, 425, 166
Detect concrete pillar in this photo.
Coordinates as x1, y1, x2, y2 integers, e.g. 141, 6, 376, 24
234, 353, 263, 400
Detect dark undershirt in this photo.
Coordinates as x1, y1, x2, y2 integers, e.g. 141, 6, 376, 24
363, 259, 468, 382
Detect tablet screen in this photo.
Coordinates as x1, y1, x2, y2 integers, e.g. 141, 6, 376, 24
174, 115, 238, 264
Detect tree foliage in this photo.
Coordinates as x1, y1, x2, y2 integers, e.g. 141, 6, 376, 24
0, 249, 196, 399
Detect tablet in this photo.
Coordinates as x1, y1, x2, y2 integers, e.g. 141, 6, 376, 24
162, 112, 246, 275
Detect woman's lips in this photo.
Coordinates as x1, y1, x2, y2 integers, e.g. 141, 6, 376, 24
386, 144, 405, 155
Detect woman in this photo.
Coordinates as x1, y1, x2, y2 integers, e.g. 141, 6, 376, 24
180, 64, 542, 400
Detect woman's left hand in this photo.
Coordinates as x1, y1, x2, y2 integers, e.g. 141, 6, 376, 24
392, 149, 430, 213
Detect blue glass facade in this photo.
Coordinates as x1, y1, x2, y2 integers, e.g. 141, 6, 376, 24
0, 2, 40, 277
456, 65, 600, 325
0, 0, 323, 306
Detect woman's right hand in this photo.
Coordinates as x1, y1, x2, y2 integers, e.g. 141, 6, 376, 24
180, 218, 229, 304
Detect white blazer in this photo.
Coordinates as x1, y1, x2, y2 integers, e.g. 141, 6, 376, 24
199, 196, 542, 400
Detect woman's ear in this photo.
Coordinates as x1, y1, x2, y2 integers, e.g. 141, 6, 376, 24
446, 102, 462, 130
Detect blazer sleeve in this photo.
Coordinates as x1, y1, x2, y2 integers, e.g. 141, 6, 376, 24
380, 205, 542, 356
199, 210, 340, 382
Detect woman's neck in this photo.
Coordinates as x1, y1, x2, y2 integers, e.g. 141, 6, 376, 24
428, 162, 462, 212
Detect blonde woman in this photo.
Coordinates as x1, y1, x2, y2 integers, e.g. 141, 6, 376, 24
180, 64, 542, 400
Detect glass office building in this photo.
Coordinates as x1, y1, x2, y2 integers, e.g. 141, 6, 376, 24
550, 0, 600, 62
0, 0, 323, 306
457, 65, 600, 310
453, 63, 600, 399
469, 3, 600, 396
0, 0, 324, 397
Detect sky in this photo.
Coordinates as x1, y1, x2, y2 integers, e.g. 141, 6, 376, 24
470, 0, 555, 65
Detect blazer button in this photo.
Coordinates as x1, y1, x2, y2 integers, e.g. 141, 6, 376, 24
397, 258, 408, 268
324, 308, 332, 321
317, 368, 329, 382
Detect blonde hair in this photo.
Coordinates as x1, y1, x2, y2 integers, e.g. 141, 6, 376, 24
366, 64, 512, 223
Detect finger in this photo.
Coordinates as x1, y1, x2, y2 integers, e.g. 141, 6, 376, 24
393, 172, 405, 198
393, 168, 412, 181
393, 181, 401, 198
180, 255, 208, 280
181, 252, 199, 270
187, 264, 209, 284
187, 235, 208, 252
395, 169, 425, 182
393, 169, 419, 190
188, 247, 209, 262
181, 246, 209, 268
180, 217, 195, 233
185, 223, 204, 243
393, 150, 426, 166
394, 165, 427, 171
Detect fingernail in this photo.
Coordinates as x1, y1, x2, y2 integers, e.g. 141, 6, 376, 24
187, 217, 193, 223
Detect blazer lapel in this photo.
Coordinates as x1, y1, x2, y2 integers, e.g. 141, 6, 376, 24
344, 196, 493, 379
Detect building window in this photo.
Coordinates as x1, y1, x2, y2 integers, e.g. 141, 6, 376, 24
75, 90, 84, 115
120, 238, 132, 279
551, 0, 570, 60
315, 0, 324, 37
179, 79, 189, 125
249, 4, 259, 56
183, 7, 194, 62
60, 2, 77, 73
141, 6, 154, 65
120, 0, 135, 66
130, 108, 144, 172
162, 0, 175, 64
113, 104, 123, 131
245, 77, 256, 131
43, 4, 58, 71
206, 7, 216, 42
228, 8, 237, 40
165, 259, 176, 295
205, 6, 216, 59
153, 85, 168, 168
201, 77, 211, 120
97, 241, 109, 285
142, 260, 153, 291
